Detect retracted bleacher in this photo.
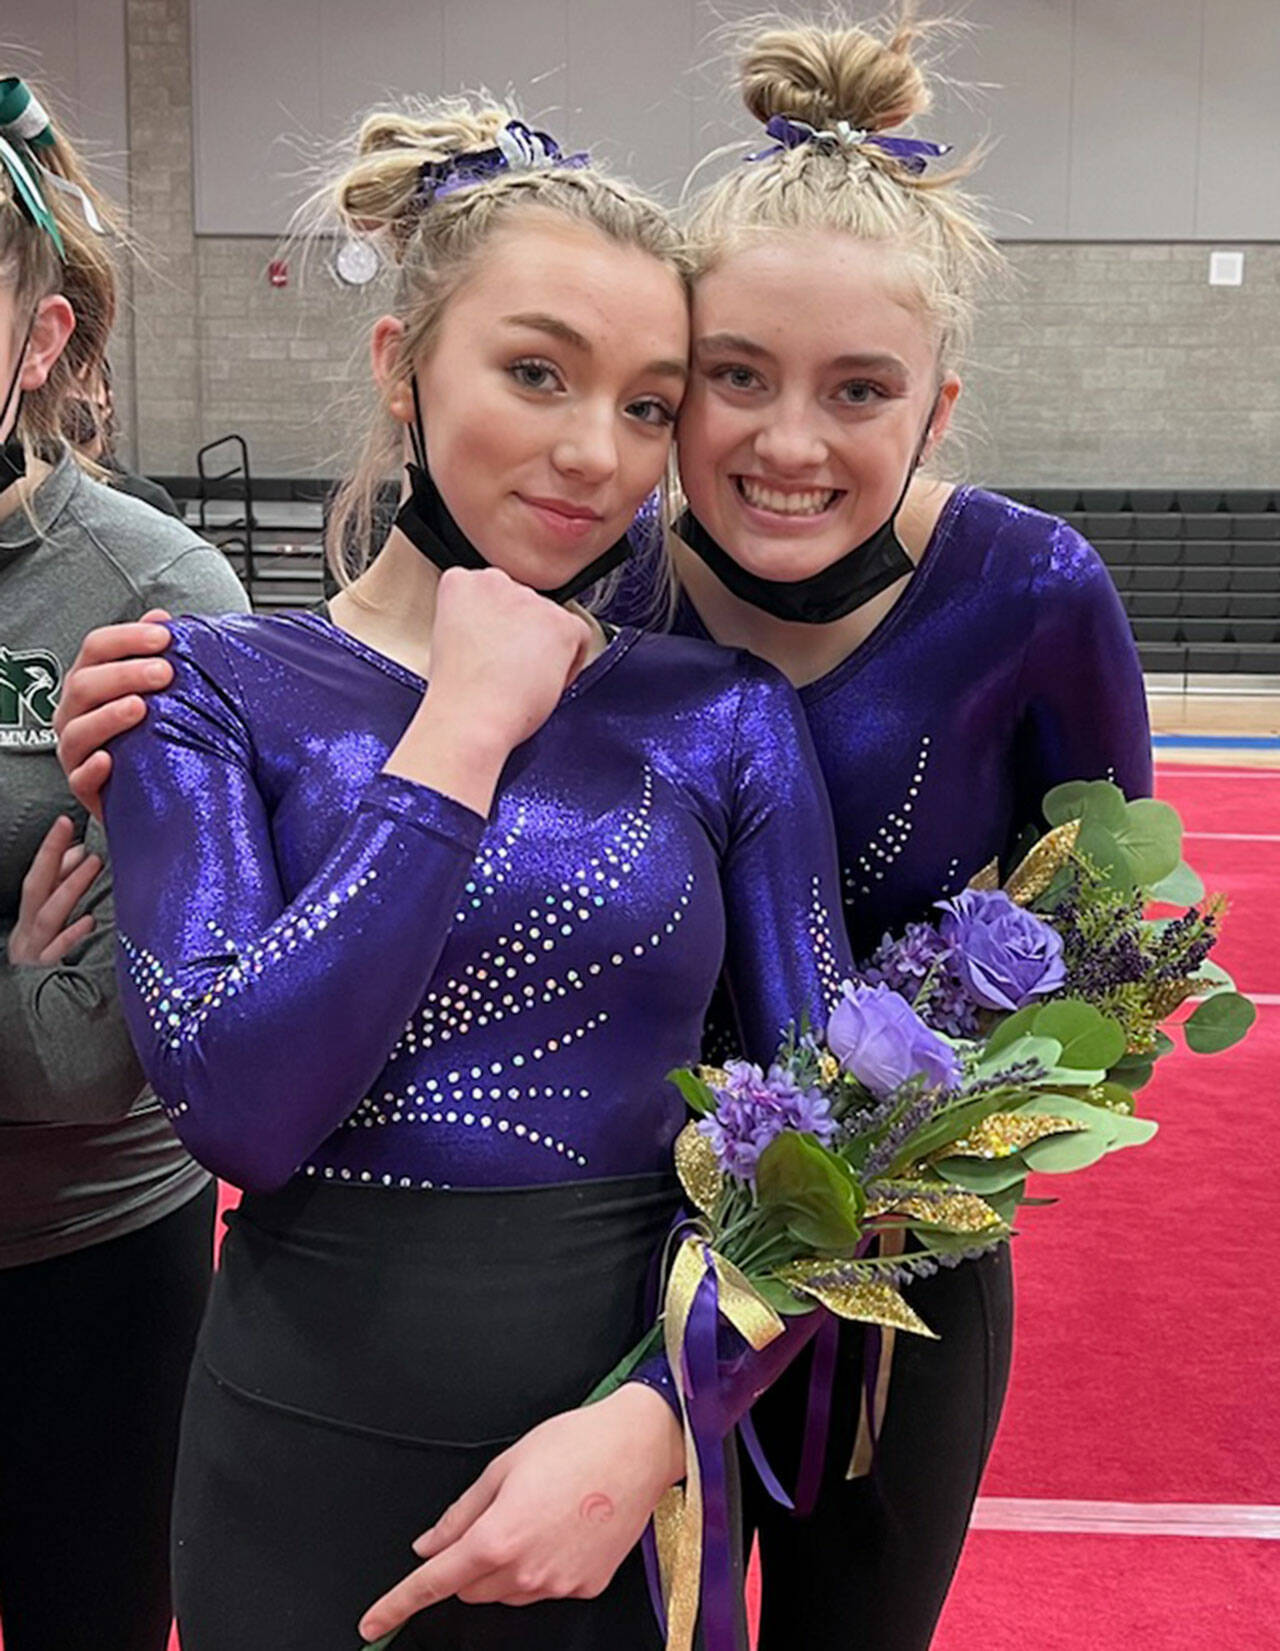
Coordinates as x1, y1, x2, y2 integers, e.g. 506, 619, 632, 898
1006, 487, 1280, 677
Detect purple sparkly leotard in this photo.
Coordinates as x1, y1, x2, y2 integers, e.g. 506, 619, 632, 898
617, 488, 1153, 957
103, 610, 850, 1197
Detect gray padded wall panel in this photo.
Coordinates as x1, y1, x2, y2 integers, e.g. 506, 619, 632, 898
3, 0, 127, 182
187, 0, 1277, 240
1069, 0, 1201, 238
1196, 0, 1280, 239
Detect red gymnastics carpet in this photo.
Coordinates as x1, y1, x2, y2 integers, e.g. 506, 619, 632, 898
927, 763, 1280, 1651
8, 767, 1277, 1651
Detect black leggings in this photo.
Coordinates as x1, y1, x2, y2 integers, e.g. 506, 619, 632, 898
172, 1175, 682, 1651
0, 1184, 215, 1651
744, 1247, 1014, 1651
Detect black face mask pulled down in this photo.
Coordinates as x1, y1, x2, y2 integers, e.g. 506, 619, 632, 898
392, 379, 633, 606
678, 406, 939, 626
0, 327, 31, 493
393, 463, 633, 606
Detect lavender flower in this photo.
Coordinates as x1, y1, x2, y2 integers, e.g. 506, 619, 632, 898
827, 982, 962, 1100
862, 922, 982, 1038
937, 890, 1066, 1012
697, 1060, 834, 1183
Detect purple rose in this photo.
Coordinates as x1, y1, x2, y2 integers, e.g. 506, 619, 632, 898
825, 982, 961, 1099
697, 1060, 834, 1183
936, 889, 1066, 1012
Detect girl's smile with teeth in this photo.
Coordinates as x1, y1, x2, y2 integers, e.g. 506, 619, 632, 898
735, 476, 842, 516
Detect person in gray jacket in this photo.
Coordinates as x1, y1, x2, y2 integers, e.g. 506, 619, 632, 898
0, 76, 247, 1651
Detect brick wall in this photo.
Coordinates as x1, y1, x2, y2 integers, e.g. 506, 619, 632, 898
965, 243, 1280, 489
116, 0, 1280, 488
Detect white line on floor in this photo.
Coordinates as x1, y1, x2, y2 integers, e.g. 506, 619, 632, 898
1249, 994, 1280, 1006
1157, 768, 1280, 779
1184, 831, 1280, 842
971, 1499, 1280, 1539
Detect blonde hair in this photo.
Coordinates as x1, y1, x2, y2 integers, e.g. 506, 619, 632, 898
316, 97, 690, 590
0, 80, 119, 468
686, 8, 1000, 380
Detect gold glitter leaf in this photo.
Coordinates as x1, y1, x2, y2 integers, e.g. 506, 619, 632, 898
695, 1065, 729, 1090
780, 1271, 938, 1338
674, 1123, 723, 1216
866, 1189, 1005, 1233
1004, 820, 1081, 906
944, 1111, 1081, 1159
967, 857, 1001, 892
817, 1051, 840, 1086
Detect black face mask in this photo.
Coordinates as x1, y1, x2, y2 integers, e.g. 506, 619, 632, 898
679, 403, 938, 626
392, 378, 633, 606
0, 322, 32, 493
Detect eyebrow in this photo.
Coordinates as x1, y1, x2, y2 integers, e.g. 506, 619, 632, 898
503, 312, 687, 382
695, 332, 908, 378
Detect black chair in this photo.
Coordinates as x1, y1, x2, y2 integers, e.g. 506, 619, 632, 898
1234, 515, 1280, 540
1183, 512, 1231, 539
1180, 619, 1231, 644
1084, 511, 1134, 541
1131, 565, 1179, 591
1183, 540, 1231, 565
1231, 566, 1277, 591
1176, 489, 1226, 513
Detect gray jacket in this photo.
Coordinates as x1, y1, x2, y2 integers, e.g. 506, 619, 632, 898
0, 450, 249, 1266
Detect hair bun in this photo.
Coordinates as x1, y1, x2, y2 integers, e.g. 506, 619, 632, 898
332, 98, 512, 242
739, 17, 931, 135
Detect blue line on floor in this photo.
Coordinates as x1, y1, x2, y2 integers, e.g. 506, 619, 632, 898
1152, 734, 1280, 749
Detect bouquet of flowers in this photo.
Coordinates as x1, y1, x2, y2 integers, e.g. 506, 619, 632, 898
622, 780, 1253, 1651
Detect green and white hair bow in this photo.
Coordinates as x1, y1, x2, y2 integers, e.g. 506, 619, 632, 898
0, 77, 107, 259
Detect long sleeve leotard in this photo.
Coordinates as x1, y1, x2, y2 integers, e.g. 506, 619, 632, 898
613, 488, 1152, 961
103, 611, 850, 1197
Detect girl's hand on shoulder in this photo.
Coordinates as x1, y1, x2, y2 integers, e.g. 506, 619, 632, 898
357, 1384, 683, 1641
54, 609, 174, 821
7, 816, 104, 965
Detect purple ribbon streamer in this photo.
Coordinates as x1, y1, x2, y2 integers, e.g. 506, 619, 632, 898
417, 119, 591, 203
791, 1310, 840, 1516
737, 1409, 794, 1511
746, 113, 951, 175
684, 1249, 745, 1651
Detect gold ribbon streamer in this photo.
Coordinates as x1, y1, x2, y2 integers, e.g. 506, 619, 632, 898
656, 1237, 785, 1651
848, 1228, 906, 1480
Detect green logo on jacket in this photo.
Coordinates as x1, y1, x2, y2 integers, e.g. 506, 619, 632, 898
0, 645, 62, 748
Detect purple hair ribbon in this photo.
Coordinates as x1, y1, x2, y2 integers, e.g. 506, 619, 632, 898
746, 113, 951, 175
416, 119, 590, 203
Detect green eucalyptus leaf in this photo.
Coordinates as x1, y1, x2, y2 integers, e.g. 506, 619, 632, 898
1184, 992, 1257, 1054
1147, 859, 1205, 906
668, 1068, 717, 1117
1032, 1000, 1128, 1071
930, 1155, 1031, 1195
1107, 1050, 1157, 1091
1021, 1129, 1113, 1172
983, 1004, 1041, 1060
974, 1032, 1063, 1079
1044, 779, 1127, 829
1115, 798, 1182, 887
1086, 1081, 1139, 1116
